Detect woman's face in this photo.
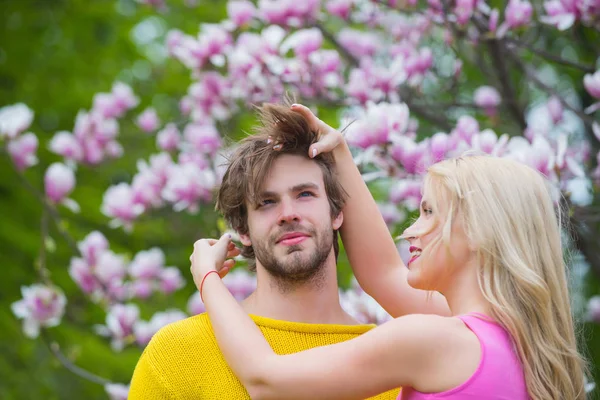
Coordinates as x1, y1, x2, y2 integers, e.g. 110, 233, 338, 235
402, 185, 473, 292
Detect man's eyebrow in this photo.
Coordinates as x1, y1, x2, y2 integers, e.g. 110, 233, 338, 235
290, 182, 320, 192
258, 190, 278, 199
256, 183, 320, 201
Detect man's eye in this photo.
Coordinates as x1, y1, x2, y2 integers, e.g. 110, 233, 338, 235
299, 191, 314, 198
258, 199, 274, 208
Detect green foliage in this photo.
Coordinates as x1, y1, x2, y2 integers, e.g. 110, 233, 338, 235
1, 0, 600, 398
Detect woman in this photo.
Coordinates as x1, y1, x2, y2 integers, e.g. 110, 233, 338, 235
190, 104, 587, 399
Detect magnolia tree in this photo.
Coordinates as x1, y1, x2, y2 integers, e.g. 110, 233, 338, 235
2, 0, 600, 398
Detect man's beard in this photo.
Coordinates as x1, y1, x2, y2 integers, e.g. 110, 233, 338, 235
253, 223, 333, 290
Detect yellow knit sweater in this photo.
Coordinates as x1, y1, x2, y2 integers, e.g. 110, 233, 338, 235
129, 313, 400, 399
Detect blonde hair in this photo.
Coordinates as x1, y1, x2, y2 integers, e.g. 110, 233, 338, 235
413, 154, 587, 400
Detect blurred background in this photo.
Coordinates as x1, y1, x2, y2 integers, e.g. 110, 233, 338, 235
1, 0, 599, 399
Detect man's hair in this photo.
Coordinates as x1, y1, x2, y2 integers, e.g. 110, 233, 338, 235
216, 103, 348, 271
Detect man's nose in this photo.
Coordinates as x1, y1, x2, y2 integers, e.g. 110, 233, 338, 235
278, 198, 301, 225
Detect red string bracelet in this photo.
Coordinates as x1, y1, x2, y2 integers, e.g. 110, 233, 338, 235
200, 270, 220, 302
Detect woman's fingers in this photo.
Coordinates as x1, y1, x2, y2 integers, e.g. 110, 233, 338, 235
219, 260, 234, 278
309, 132, 343, 157
291, 103, 343, 158
290, 104, 321, 132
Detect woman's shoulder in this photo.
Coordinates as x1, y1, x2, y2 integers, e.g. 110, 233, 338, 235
380, 314, 479, 357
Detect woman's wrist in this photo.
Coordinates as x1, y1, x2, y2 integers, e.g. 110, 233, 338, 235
199, 270, 220, 302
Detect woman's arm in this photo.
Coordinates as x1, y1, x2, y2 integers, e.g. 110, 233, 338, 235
192, 237, 450, 399
290, 104, 449, 318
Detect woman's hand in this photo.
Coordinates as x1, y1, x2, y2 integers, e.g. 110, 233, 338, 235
190, 234, 241, 291
290, 103, 346, 158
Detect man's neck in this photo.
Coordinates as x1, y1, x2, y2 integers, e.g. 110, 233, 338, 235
241, 256, 357, 325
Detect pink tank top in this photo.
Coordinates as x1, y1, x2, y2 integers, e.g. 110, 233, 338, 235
399, 313, 528, 400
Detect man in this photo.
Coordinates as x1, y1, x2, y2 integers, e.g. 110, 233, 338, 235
128, 104, 399, 399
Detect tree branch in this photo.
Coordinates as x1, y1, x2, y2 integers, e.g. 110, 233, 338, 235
314, 22, 359, 67
41, 332, 111, 386
315, 21, 454, 131
486, 39, 527, 129
399, 88, 454, 131
509, 53, 597, 128
8, 160, 81, 257
504, 37, 596, 73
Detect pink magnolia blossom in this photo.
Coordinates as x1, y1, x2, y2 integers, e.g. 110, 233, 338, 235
44, 163, 76, 204
78, 231, 109, 265
346, 68, 381, 105
69, 257, 100, 295
11, 284, 66, 338
187, 72, 232, 121
547, 96, 564, 124
430, 132, 452, 162
95, 251, 128, 285
471, 129, 506, 155
504, 0, 533, 29
280, 28, 323, 59
131, 279, 154, 299
390, 136, 428, 174
404, 47, 433, 83
378, 202, 405, 226
586, 295, 600, 322
93, 82, 139, 119
454, 0, 477, 26
183, 123, 222, 155
337, 29, 381, 59
199, 25, 233, 66
48, 131, 84, 162
541, 0, 578, 30
156, 123, 181, 151
105, 383, 129, 400
170, 33, 208, 70
131, 152, 173, 209
346, 102, 410, 149
227, 0, 256, 27
161, 163, 216, 213
95, 303, 140, 351
136, 108, 160, 133
389, 178, 423, 210
223, 269, 257, 301
474, 86, 502, 116
101, 183, 145, 228
133, 309, 187, 346
326, 0, 353, 20
340, 285, 392, 325
8, 132, 38, 171
187, 292, 206, 315
165, 29, 184, 56
0, 103, 34, 139
111, 82, 139, 114
489, 9, 500, 32
129, 248, 165, 280
584, 70, 600, 99
258, 0, 320, 27
159, 267, 186, 294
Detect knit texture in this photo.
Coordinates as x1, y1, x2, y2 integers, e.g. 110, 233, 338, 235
129, 313, 400, 399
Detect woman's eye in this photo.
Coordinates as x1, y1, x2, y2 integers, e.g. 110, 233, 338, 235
423, 208, 433, 215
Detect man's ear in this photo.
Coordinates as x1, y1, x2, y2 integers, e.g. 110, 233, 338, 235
332, 210, 343, 231
239, 232, 252, 247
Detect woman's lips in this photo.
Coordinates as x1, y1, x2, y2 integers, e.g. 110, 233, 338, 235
408, 254, 420, 267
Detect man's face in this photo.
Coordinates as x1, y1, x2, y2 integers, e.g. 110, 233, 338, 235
239, 154, 343, 283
